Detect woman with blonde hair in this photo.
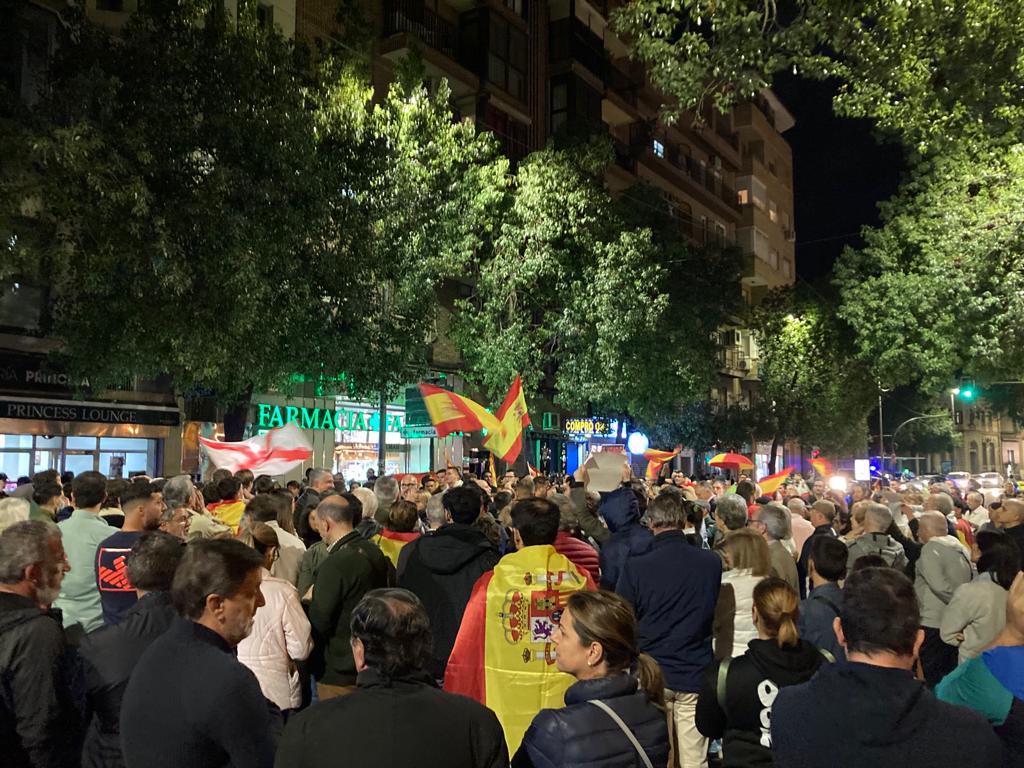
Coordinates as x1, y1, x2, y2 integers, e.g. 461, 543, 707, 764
513, 590, 670, 768
237, 522, 312, 715
715, 528, 771, 658
697, 577, 824, 767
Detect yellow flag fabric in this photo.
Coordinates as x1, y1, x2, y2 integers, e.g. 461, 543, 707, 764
445, 545, 594, 756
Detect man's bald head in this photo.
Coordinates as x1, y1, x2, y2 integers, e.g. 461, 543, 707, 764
925, 492, 954, 516
999, 498, 1024, 527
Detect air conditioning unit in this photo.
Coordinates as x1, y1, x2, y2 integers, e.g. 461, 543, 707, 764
738, 359, 750, 371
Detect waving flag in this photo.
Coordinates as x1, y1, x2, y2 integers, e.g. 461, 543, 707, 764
445, 545, 595, 755
644, 447, 680, 481
419, 384, 500, 437
484, 375, 531, 464
372, 529, 421, 568
758, 466, 796, 496
199, 421, 312, 475
810, 457, 833, 477
420, 376, 531, 464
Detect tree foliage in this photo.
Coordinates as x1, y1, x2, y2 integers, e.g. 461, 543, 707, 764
450, 138, 743, 424
835, 145, 1024, 391
613, 0, 1024, 155
1, 1, 503, 403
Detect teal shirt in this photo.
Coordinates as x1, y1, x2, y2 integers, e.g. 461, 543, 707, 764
54, 509, 118, 633
935, 653, 1014, 726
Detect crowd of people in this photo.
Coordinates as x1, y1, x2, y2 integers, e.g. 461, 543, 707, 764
0, 462, 1022, 768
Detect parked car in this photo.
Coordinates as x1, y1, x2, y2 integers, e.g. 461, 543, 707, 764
974, 472, 1005, 506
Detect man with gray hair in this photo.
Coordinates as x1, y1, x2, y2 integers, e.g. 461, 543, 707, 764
361, 476, 399, 540
845, 502, 909, 573
617, 493, 722, 768
786, 496, 815, 558
295, 469, 335, 547
916, 511, 973, 687
0, 520, 79, 767
423, 493, 446, 531
752, 503, 799, 591
964, 490, 989, 531
714, 493, 749, 536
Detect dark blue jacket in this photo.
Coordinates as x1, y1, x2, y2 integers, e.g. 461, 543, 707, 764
512, 674, 669, 768
616, 530, 722, 692
598, 487, 653, 591
798, 582, 845, 662
796, 524, 836, 598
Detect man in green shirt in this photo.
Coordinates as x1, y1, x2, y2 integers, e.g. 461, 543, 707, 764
55, 471, 117, 635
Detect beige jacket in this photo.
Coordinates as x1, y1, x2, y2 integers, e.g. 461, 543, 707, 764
939, 572, 1007, 664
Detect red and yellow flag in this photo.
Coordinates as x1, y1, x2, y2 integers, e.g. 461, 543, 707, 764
484, 375, 531, 464
644, 447, 680, 481
445, 545, 595, 755
810, 457, 833, 477
419, 384, 500, 438
758, 466, 796, 496
372, 529, 421, 569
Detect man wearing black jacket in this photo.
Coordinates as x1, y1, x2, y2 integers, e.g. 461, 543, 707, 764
772, 567, 1004, 768
0, 520, 78, 768
397, 487, 499, 681
79, 532, 184, 768
293, 469, 334, 547
276, 588, 507, 768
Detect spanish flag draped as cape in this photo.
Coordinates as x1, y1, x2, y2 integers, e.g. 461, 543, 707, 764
444, 545, 596, 755
371, 529, 421, 569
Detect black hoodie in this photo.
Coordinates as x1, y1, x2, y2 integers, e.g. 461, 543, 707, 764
397, 524, 499, 680
696, 638, 823, 768
0, 592, 81, 768
772, 661, 1005, 768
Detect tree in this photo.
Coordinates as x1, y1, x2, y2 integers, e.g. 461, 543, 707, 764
612, 0, 1024, 155
450, 138, 742, 425
1, 2, 505, 424
748, 288, 873, 471
835, 145, 1024, 391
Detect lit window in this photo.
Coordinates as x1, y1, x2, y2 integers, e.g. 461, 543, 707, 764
737, 189, 750, 205
769, 200, 778, 222
652, 139, 665, 158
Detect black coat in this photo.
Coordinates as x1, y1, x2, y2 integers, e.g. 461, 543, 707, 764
78, 591, 178, 768
696, 639, 823, 768
396, 524, 500, 680
512, 674, 669, 768
772, 661, 1004, 768
293, 489, 322, 547
275, 668, 508, 768
596, 487, 653, 591
616, 530, 722, 693
120, 618, 281, 768
0, 593, 81, 768
796, 524, 836, 598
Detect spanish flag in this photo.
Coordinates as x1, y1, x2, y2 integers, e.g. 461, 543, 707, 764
444, 545, 595, 755
419, 384, 501, 438
810, 457, 833, 477
644, 447, 680, 481
758, 466, 795, 496
483, 375, 531, 464
372, 529, 421, 568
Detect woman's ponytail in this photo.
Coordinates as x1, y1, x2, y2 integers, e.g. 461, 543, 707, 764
753, 577, 801, 648
635, 653, 666, 709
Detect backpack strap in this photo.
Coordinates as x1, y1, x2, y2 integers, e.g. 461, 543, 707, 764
588, 699, 654, 768
715, 657, 731, 714
819, 647, 836, 663
811, 593, 841, 617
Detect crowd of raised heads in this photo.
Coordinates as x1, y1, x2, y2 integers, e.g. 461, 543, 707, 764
0, 462, 1021, 768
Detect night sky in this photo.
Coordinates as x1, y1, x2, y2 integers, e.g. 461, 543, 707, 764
771, 75, 906, 285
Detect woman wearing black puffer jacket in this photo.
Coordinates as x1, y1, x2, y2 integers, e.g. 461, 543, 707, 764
512, 590, 669, 768
696, 577, 825, 767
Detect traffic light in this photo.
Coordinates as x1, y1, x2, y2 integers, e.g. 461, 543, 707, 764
960, 387, 975, 401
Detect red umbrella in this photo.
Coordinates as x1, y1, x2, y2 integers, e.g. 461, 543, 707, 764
709, 452, 755, 471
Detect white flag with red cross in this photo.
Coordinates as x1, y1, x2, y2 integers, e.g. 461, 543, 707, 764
198, 421, 313, 475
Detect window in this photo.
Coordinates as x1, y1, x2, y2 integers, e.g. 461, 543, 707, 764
737, 189, 750, 205
256, 3, 274, 31
484, 104, 529, 162
700, 215, 709, 245
782, 211, 791, 231
768, 200, 778, 223
782, 258, 792, 278
737, 176, 767, 210
652, 139, 665, 159
677, 201, 693, 237
768, 249, 779, 269
714, 222, 727, 246
488, 16, 527, 101
550, 80, 568, 134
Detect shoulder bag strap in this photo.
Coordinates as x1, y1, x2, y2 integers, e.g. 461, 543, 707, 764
715, 657, 731, 714
819, 647, 836, 663
588, 699, 655, 768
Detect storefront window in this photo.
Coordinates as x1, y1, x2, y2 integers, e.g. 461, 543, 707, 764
66, 436, 98, 450
0, 434, 159, 478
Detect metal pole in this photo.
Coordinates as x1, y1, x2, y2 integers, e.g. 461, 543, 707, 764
377, 392, 387, 477
878, 393, 884, 467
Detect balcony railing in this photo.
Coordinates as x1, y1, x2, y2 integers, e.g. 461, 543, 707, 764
383, 0, 458, 60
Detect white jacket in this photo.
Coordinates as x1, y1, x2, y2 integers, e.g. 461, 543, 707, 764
721, 568, 762, 658
939, 572, 1008, 664
237, 568, 312, 710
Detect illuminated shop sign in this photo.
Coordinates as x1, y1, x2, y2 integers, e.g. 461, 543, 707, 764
564, 417, 616, 438
257, 403, 404, 433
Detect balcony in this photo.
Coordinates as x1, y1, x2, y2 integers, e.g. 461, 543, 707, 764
383, 0, 458, 60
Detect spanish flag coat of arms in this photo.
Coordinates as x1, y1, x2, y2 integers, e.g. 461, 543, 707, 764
444, 544, 595, 755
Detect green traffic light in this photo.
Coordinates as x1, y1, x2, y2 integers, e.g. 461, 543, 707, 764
961, 388, 975, 400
